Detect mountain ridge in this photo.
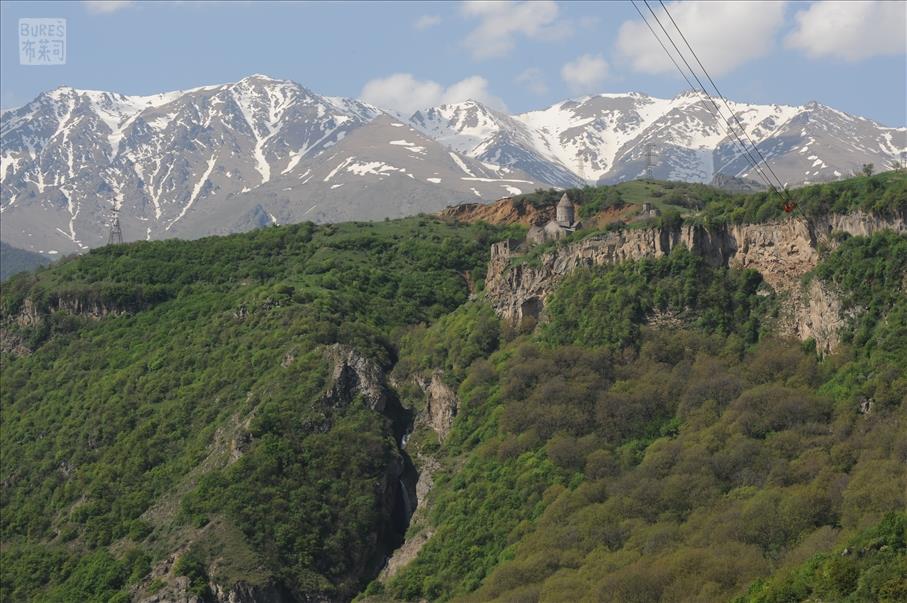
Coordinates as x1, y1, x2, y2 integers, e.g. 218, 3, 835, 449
2, 74, 904, 254
418, 92, 904, 186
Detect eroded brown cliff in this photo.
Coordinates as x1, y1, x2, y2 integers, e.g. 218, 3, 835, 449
484, 212, 905, 353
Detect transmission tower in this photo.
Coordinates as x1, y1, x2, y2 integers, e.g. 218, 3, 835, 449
644, 143, 657, 180
108, 208, 123, 245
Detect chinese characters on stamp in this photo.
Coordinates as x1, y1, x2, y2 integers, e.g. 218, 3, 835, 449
19, 18, 66, 66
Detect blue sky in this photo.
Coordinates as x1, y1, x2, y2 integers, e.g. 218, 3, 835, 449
1, 1, 905, 125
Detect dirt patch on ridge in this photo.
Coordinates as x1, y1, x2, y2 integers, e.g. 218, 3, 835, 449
439, 197, 555, 226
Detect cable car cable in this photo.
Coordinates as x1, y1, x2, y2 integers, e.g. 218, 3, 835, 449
641, 1, 785, 199
628, 0, 775, 192
656, 0, 795, 208
629, 0, 779, 195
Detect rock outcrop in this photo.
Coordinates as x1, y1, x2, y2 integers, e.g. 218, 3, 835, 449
321, 344, 422, 588
485, 211, 906, 352
1, 294, 147, 357
138, 577, 292, 603
439, 197, 556, 227
322, 344, 388, 412
1, 286, 174, 356
9, 295, 130, 328
209, 581, 293, 603
376, 369, 456, 584
782, 278, 852, 354
415, 371, 458, 442
136, 345, 415, 603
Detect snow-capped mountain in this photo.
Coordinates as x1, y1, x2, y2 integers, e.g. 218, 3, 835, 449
0, 75, 541, 253
172, 114, 539, 235
410, 92, 906, 188
410, 101, 585, 187
1, 75, 904, 254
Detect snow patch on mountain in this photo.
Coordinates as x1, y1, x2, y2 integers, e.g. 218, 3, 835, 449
346, 160, 404, 177
449, 152, 476, 177
169, 153, 217, 230
389, 140, 426, 154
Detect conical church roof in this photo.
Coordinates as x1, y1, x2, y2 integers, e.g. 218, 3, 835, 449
557, 192, 573, 208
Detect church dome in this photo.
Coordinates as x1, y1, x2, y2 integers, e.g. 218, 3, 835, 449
556, 193, 575, 226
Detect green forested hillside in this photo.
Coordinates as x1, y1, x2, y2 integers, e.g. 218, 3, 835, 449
735, 512, 907, 603
0, 218, 522, 601
376, 231, 906, 602
1, 177, 906, 603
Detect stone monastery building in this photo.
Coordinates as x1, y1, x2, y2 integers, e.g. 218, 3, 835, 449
527, 193, 582, 245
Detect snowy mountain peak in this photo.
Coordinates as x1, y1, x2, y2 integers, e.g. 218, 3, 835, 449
238, 73, 284, 82
672, 89, 703, 100
1, 78, 904, 255
45, 85, 76, 98
412, 91, 904, 187
0, 77, 539, 253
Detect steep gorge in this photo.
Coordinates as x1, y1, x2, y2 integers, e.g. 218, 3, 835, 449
132, 343, 420, 603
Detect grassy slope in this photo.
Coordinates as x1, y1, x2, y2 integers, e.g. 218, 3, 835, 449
507, 170, 906, 227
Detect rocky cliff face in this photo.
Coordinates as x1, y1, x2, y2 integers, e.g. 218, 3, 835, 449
377, 454, 439, 583
783, 278, 851, 354
0, 288, 169, 356
322, 344, 389, 413
414, 371, 458, 442
209, 582, 293, 603
138, 575, 292, 603
321, 343, 416, 577
373, 368, 458, 586
9, 295, 130, 328
439, 197, 555, 227
485, 211, 906, 352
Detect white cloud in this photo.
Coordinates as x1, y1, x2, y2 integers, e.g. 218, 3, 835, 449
786, 1, 906, 61
616, 1, 786, 77
561, 54, 609, 94
361, 75, 443, 116
515, 68, 548, 95
462, 0, 567, 60
360, 73, 506, 116
82, 0, 134, 14
414, 14, 442, 30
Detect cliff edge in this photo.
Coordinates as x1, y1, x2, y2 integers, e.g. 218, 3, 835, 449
484, 211, 906, 353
